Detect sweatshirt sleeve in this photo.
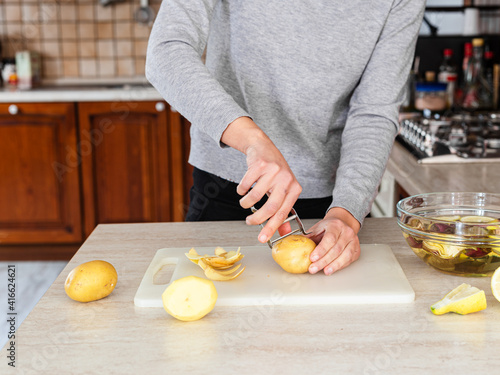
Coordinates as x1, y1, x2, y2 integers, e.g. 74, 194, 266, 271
145, 0, 250, 146
329, 0, 425, 224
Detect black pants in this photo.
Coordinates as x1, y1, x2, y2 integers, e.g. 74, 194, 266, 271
185, 167, 332, 221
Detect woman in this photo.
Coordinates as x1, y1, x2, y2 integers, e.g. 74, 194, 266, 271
146, 0, 425, 275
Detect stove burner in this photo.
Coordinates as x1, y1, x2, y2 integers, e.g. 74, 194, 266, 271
398, 113, 500, 160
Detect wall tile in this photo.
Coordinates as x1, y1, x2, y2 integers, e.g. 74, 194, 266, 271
115, 22, 133, 39
78, 4, 95, 22
78, 23, 96, 40
79, 41, 96, 58
0, 0, 155, 80
116, 40, 133, 57
134, 40, 149, 58
61, 23, 77, 40
22, 23, 41, 40
79, 59, 98, 78
60, 4, 77, 23
115, 3, 133, 21
98, 59, 116, 77
63, 59, 80, 77
117, 58, 135, 77
5, 5, 22, 22
133, 24, 152, 39
135, 57, 146, 76
41, 23, 59, 39
43, 58, 62, 78
97, 22, 114, 39
61, 41, 78, 58
39, 2, 59, 24
42, 41, 61, 58
21, 4, 39, 23
97, 40, 115, 58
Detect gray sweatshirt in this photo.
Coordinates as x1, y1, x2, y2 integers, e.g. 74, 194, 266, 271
146, 0, 425, 224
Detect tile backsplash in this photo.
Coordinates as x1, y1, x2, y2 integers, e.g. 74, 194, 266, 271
0, 0, 163, 81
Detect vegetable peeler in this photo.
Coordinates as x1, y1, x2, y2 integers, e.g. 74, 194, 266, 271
250, 206, 311, 249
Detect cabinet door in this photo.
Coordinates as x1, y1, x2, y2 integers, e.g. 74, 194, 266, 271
78, 101, 174, 236
0, 102, 83, 244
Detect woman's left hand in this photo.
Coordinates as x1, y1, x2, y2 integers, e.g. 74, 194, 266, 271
306, 207, 361, 275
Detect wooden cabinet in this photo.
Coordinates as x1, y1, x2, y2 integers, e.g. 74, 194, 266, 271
78, 101, 189, 237
0, 100, 192, 255
0, 102, 83, 244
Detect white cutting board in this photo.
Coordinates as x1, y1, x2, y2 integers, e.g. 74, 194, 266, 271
134, 244, 414, 307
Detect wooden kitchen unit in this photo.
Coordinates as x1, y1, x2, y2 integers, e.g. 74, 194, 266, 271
0, 102, 83, 245
3, 218, 499, 374
78, 101, 190, 237
0, 95, 192, 259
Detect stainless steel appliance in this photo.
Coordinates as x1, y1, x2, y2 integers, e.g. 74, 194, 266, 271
397, 113, 500, 163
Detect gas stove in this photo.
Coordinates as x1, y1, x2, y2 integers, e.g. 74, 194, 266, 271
397, 113, 500, 163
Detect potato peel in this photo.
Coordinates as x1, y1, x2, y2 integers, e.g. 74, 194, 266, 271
204, 265, 246, 281
185, 247, 245, 281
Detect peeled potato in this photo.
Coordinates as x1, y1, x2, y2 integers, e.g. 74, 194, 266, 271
162, 276, 218, 321
64, 260, 117, 302
272, 235, 316, 274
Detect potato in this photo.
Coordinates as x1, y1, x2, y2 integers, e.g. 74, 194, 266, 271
272, 234, 316, 274
162, 276, 218, 321
64, 260, 117, 302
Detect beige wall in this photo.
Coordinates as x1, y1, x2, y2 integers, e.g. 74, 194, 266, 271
0, 0, 163, 81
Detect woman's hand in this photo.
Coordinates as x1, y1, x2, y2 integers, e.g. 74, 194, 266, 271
221, 117, 302, 243
306, 207, 361, 275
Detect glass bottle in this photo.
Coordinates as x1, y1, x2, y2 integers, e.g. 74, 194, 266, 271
484, 49, 494, 96
462, 42, 473, 81
438, 48, 458, 84
461, 38, 493, 111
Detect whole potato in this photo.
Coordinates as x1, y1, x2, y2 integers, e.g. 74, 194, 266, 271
65, 260, 117, 302
272, 235, 316, 274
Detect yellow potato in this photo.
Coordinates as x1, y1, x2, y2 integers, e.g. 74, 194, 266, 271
272, 235, 316, 274
162, 276, 218, 321
64, 260, 117, 302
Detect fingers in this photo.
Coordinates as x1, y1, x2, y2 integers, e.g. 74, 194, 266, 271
308, 223, 360, 275
256, 192, 299, 243
278, 221, 292, 236
238, 175, 274, 209
236, 164, 268, 197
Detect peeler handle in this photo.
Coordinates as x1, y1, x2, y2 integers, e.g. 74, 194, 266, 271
250, 207, 311, 249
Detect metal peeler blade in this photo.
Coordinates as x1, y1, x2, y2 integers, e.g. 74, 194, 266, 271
250, 206, 311, 249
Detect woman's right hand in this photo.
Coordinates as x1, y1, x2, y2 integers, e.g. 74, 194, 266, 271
221, 117, 302, 243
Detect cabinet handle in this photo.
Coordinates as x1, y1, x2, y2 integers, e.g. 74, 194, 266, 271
8, 105, 19, 115
155, 102, 165, 112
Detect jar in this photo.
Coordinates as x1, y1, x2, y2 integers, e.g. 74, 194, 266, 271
414, 83, 447, 112
1, 58, 17, 87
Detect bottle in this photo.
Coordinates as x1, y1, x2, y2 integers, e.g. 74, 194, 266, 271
438, 49, 458, 84
462, 42, 473, 83
461, 38, 493, 111
484, 48, 494, 96
446, 75, 458, 110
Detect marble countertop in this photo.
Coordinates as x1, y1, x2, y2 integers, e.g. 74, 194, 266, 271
388, 141, 500, 195
3, 218, 499, 374
0, 81, 163, 103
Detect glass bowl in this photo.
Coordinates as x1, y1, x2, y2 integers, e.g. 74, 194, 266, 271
397, 192, 500, 277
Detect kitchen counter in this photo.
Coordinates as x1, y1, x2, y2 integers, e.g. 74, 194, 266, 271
388, 141, 500, 195
0, 82, 163, 103
3, 218, 499, 374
